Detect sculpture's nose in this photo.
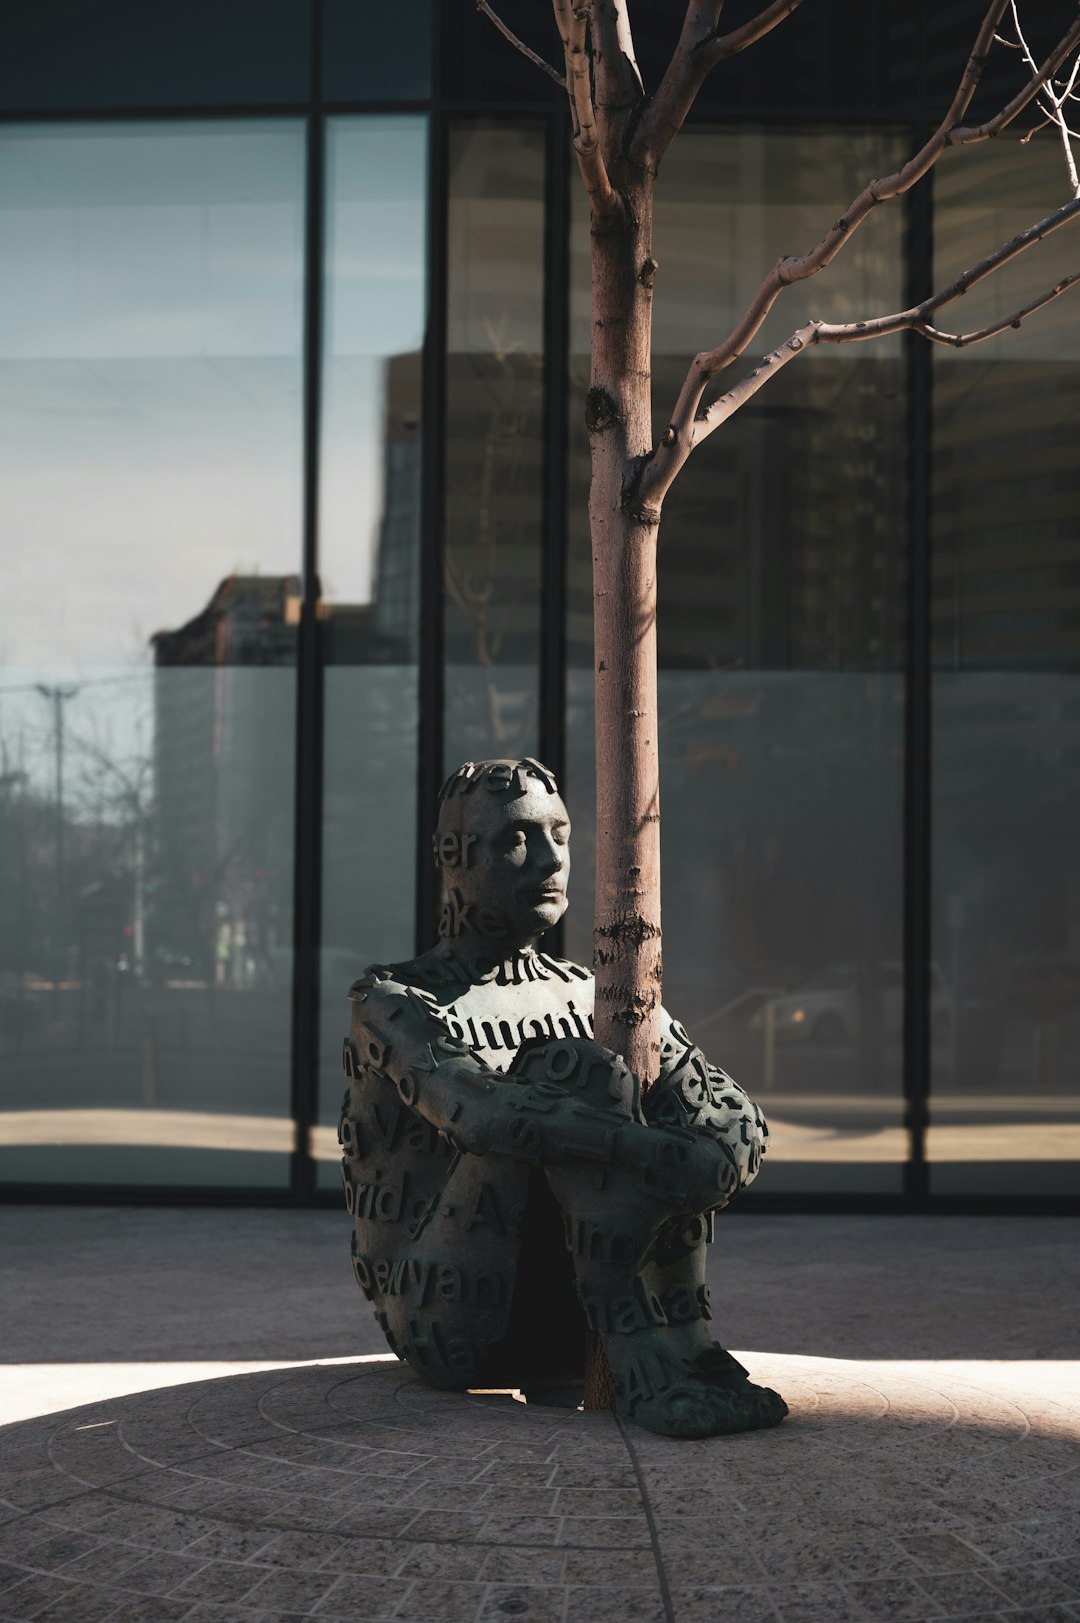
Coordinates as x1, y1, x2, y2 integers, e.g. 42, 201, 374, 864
536, 833, 565, 875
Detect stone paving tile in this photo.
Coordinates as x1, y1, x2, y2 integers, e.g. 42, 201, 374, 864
316, 1533, 408, 1575
475, 1584, 566, 1621
767, 1579, 878, 1622
314, 1574, 405, 1617
843, 1574, 944, 1618
560, 1547, 653, 1584
116, 1552, 209, 1595
2, 1574, 81, 1620
666, 1586, 778, 1623
391, 1579, 487, 1620
33, 1583, 124, 1623
477, 1513, 562, 1546
479, 1546, 568, 1584
170, 1559, 265, 1604
563, 1583, 666, 1621
243, 1564, 341, 1611
928, 1570, 1025, 1613
104, 1599, 197, 1623
984, 1561, 1080, 1607
898, 1532, 998, 1574
395, 1541, 490, 1580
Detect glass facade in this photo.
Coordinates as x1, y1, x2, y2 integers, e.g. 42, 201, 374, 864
315, 115, 428, 1185
0, 3, 1076, 1208
0, 121, 305, 1188
929, 140, 1080, 1196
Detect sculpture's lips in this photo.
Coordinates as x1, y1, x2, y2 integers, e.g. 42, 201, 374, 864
527, 885, 565, 903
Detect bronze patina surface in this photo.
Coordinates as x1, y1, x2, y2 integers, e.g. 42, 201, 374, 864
340, 758, 786, 1438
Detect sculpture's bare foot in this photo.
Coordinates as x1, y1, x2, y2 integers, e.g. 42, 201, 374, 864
604, 1328, 788, 1438
649, 1325, 787, 1427
692, 1344, 788, 1429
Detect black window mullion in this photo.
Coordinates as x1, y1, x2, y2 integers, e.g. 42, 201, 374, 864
290, 5, 326, 1206
415, 21, 449, 957
902, 131, 934, 1211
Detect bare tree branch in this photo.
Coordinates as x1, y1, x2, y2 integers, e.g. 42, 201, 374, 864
1007, 1, 1080, 198
949, 13, 1080, 146
553, 0, 622, 222
642, 0, 805, 166
474, 1, 566, 88
641, 193, 1080, 499
591, 0, 645, 126
669, 5, 1080, 401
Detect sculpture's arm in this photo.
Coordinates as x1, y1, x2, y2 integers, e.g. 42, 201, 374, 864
347, 975, 738, 1213
646, 1006, 770, 1200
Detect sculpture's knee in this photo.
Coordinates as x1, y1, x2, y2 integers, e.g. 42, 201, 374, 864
644, 1061, 769, 1204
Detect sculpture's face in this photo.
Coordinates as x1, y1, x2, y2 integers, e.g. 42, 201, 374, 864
439, 777, 571, 948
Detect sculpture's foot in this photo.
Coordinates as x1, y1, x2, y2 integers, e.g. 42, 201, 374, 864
692, 1343, 788, 1429
605, 1329, 788, 1438
649, 1323, 787, 1427
622, 1380, 768, 1439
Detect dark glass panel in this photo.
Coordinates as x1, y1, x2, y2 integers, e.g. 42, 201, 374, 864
315, 116, 428, 1187
0, 122, 305, 1188
929, 139, 1080, 1195
323, 0, 432, 102
445, 0, 917, 116
565, 129, 909, 1193
443, 122, 545, 773
1, 1, 311, 112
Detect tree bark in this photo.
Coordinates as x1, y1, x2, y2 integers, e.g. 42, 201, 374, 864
588, 177, 663, 1092
584, 172, 659, 1414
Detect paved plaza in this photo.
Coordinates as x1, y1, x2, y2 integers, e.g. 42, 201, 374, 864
1, 1208, 1077, 1622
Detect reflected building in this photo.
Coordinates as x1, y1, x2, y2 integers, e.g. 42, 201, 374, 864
151, 575, 299, 988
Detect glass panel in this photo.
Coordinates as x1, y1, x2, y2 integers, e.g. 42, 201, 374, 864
565, 129, 909, 1193
2, 1, 311, 111
443, 122, 545, 772
0, 122, 305, 1188
323, 0, 433, 102
315, 116, 428, 1187
929, 138, 1080, 1195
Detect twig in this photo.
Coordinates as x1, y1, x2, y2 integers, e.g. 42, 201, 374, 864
474, 2, 566, 88
1007, 0, 1080, 198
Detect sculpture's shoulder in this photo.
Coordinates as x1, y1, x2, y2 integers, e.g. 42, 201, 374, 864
531, 950, 592, 988
346, 952, 448, 1002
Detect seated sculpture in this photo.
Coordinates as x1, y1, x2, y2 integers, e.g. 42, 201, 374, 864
340, 756, 787, 1438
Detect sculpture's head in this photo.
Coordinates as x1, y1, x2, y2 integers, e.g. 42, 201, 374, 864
434, 758, 570, 951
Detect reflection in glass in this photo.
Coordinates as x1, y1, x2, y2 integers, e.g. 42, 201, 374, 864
443, 123, 546, 772
565, 130, 909, 1192
316, 118, 428, 1183
929, 140, 1080, 1194
0, 123, 305, 1187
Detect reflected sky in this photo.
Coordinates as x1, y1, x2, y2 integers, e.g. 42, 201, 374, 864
1, 122, 306, 674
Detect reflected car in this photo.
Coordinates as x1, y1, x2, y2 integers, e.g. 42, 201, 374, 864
749, 963, 952, 1046
0, 984, 45, 1040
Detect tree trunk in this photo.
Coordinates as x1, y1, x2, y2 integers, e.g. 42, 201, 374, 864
584, 173, 660, 1412
588, 177, 661, 1088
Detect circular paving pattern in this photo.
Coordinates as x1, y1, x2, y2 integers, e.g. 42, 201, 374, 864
0, 1354, 1078, 1622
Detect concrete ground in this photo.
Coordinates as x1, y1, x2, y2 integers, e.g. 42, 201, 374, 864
1, 1208, 1078, 1622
